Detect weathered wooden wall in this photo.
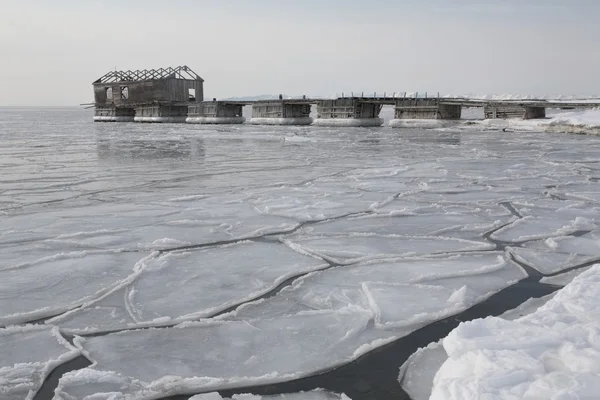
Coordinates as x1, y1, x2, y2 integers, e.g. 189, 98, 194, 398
94, 78, 203, 106
394, 99, 461, 119
524, 107, 546, 120
94, 106, 135, 117
252, 102, 310, 119
135, 105, 188, 117
317, 99, 357, 119
317, 99, 382, 119
188, 102, 243, 118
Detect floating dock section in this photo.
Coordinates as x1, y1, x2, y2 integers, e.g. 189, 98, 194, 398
484, 104, 546, 120
248, 98, 312, 125
187, 100, 245, 124
314, 98, 383, 127
389, 98, 462, 128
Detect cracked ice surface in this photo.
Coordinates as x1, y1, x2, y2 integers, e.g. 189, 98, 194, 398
228, 252, 525, 325
189, 391, 351, 399
51, 241, 328, 333
0, 250, 150, 326
3, 109, 600, 398
0, 325, 79, 400
59, 310, 372, 399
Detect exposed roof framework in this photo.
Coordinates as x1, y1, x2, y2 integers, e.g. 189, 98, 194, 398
94, 65, 203, 84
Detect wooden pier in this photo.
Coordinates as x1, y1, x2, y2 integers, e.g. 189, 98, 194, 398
91, 66, 600, 126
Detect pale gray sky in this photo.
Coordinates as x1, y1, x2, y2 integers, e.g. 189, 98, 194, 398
1, 0, 599, 105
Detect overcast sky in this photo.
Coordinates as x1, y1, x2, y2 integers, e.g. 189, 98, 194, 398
1, 0, 599, 105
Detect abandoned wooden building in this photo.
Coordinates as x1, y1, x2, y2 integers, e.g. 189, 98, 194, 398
92, 66, 203, 122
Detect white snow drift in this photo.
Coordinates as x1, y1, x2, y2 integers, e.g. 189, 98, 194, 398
429, 265, 600, 400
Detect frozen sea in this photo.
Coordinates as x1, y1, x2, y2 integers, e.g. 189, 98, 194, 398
1, 107, 600, 400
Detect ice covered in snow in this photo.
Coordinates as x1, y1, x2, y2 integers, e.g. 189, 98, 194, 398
0, 325, 79, 400
399, 291, 560, 400
411, 108, 600, 135
429, 265, 600, 400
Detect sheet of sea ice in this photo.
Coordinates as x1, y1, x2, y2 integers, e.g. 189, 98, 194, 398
244, 184, 392, 221
139, 198, 301, 249
48, 288, 135, 334
362, 282, 468, 328
490, 214, 596, 243
230, 252, 526, 327
0, 202, 181, 247
299, 213, 507, 237
189, 390, 351, 399
59, 310, 373, 398
52, 241, 328, 333
1, 325, 79, 400
429, 265, 600, 400
0, 250, 149, 326
509, 235, 600, 274
514, 198, 600, 216
398, 187, 534, 205
398, 340, 447, 400
1, 197, 301, 253
283, 234, 494, 264
540, 266, 593, 286
372, 200, 512, 220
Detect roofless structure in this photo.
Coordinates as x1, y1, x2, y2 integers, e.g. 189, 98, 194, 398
92, 66, 204, 122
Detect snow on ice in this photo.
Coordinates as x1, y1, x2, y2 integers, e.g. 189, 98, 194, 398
429, 265, 600, 400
